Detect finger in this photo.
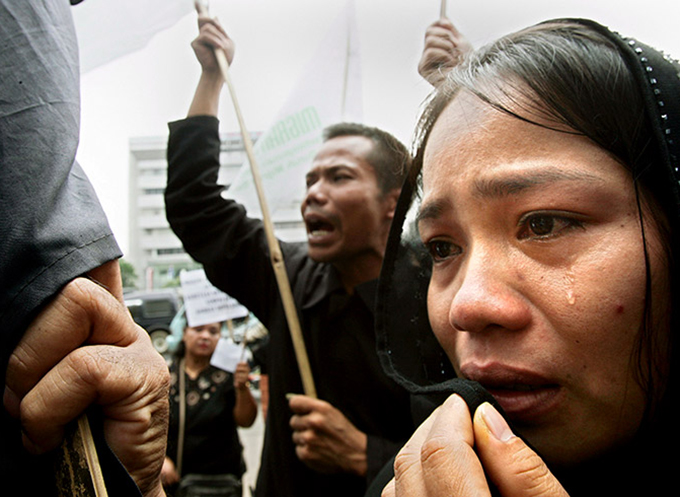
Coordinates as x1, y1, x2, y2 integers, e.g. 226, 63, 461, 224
431, 17, 467, 39
6, 278, 145, 399
291, 427, 313, 446
211, 15, 229, 37
288, 394, 326, 414
197, 25, 232, 53
426, 18, 455, 34
424, 37, 457, 55
425, 27, 458, 47
419, 395, 490, 496
289, 413, 307, 432
421, 47, 457, 67
474, 403, 569, 497
289, 410, 322, 433
18, 338, 166, 454
196, 14, 214, 28
391, 404, 439, 496
381, 478, 396, 497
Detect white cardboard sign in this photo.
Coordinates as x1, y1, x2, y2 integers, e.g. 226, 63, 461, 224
180, 269, 249, 327
210, 338, 252, 373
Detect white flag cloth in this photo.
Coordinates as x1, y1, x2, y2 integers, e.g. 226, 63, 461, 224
226, 0, 362, 219
71, 0, 192, 73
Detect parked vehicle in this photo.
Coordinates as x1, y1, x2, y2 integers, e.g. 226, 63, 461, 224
124, 290, 181, 355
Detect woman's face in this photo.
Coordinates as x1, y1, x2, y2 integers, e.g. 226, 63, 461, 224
183, 322, 221, 359
418, 91, 669, 466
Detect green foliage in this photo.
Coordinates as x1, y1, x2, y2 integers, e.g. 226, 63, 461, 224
119, 258, 138, 290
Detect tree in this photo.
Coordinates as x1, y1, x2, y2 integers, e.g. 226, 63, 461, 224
119, 258, 138, 290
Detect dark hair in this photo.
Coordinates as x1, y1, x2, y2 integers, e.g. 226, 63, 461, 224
412, 19, 677, 419
323, 122, 411, 194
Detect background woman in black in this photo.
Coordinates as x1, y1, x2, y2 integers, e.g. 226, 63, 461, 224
162, 321, 257, 494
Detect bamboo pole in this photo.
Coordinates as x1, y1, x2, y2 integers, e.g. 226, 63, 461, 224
56, 414, 108, 497
78, 416, 108, 497
194, 0, 316, 398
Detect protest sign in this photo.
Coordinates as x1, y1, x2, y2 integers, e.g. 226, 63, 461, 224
210, 338, 252, 373
180, 269, 249, 327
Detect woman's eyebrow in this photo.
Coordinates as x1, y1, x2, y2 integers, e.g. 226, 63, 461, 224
474, 169, 603, 198
416, 199, 447, 224
416, 169, 603, 225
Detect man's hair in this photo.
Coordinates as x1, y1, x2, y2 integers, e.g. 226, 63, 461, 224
323, 122, 411, 194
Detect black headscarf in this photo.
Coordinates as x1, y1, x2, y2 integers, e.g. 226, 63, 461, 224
375, 18, 679, 495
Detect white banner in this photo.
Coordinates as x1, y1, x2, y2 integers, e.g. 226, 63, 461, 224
180, 269, 249, 328
72, 0, 192, 73
226, 0, 362, 218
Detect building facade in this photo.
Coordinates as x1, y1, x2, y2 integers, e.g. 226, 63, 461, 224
127, 131, 306, 290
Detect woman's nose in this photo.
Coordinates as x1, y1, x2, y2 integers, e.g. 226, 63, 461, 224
448, 247, 531, 334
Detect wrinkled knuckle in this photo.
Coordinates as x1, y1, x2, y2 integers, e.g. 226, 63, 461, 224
295, 445, 309, 460
308, 414, 324, 429
68, 347, 107, 387
512, 444, 557, 494
393, 450, 418, 481
64, 277, 116, 323
6, 349, 31, 385
19, 388, 50, 426
420, 436, 455, 470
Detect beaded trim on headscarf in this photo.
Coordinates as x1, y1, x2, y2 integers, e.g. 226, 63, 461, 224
592, 19, 680, 215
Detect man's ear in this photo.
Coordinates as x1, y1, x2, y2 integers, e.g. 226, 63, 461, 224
384, 188, 401, 220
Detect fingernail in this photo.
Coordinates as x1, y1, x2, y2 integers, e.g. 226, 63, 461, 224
285, 393, 296, 401
479, 402, 514, 442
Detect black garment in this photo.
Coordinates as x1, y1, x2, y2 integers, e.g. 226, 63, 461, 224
166, 360, 245, 478
165, 116, 414, 497
0, 1, 132, 495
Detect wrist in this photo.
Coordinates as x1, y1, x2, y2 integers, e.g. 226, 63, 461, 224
349, 432, 368, 476
199, 69, 224, 87
143, 480, 167, 497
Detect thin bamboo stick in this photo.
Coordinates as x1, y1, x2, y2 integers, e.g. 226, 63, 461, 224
194, 0, 316, 398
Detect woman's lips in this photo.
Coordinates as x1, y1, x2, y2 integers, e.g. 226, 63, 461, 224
461, 364, 563, 423
485, 385, 561, 422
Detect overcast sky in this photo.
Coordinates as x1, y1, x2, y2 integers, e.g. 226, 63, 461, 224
73, 0, 680, 254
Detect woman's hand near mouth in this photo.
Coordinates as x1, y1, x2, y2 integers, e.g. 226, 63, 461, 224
382, 394, 569, 497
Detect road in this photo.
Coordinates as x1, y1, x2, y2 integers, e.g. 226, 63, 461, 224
238, 392, 265, 496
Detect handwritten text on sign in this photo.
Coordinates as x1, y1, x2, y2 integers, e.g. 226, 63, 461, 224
180, 269, 249, 327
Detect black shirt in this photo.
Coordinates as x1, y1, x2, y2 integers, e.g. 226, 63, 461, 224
166, 116, 413, 497
166, 360, 245, 477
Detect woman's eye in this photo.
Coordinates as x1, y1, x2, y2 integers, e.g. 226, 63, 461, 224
425, 240, 461, 262
518, 213, 582, 240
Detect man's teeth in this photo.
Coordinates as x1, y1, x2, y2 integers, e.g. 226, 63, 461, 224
310, 230, 330, 236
